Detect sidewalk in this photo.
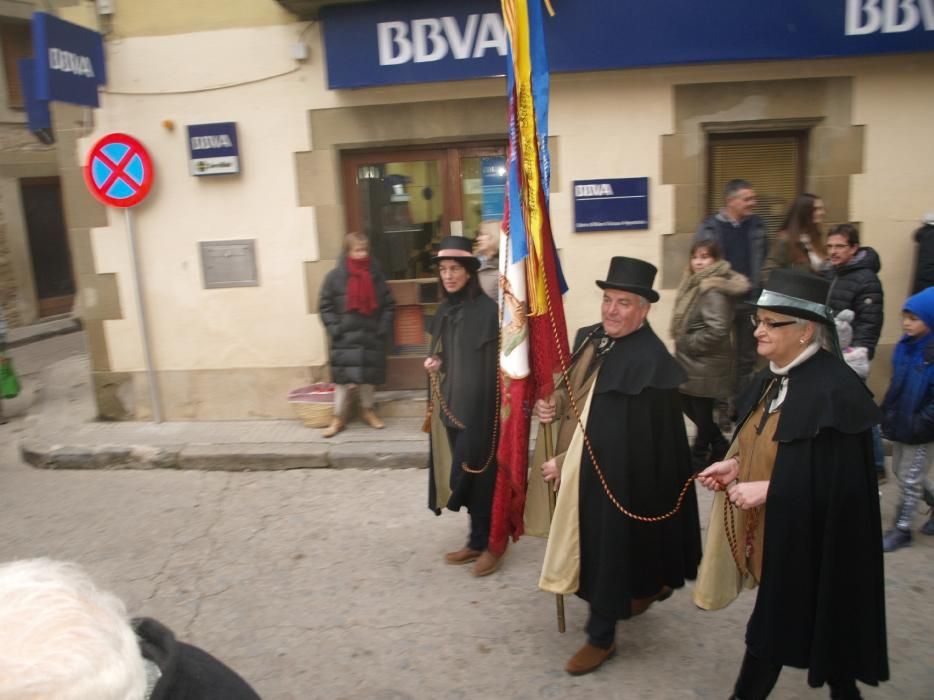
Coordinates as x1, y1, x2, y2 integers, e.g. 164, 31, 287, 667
14, 333, 430, 471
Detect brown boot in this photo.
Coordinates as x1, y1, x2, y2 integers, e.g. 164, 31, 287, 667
565, 642, 616, 676
472, 550, 503, 577
444, 547, 481, 565
321, 417, 344, 438
360, 408, 385, 429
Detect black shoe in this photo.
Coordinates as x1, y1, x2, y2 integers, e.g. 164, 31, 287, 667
882, 527, 911, 552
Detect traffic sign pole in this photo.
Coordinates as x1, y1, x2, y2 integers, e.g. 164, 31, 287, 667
124, 208, 163, 423
84, 133, 161, 423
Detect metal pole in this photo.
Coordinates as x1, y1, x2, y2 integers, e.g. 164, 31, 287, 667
125, 207, 162, 423
544, 423, 566, 633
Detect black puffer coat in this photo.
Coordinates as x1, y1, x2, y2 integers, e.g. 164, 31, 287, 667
912, 222, 934, 294
825, 247, 884, 358
319, 257, 395, 385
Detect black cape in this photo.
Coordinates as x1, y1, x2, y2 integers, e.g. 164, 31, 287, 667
135, 617, 261, 699
737, 350, 889, 688
427, 291, 499, 515
577, 323, 702, 619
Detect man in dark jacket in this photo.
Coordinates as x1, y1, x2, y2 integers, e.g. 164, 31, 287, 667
0, 558, 261, 699
825, 223, 884, 359
694, 179, 767, 400
911, 212, 934, 295
826, 223, 886, 479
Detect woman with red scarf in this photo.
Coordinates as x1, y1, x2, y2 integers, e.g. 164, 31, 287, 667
318, 233, 395, 437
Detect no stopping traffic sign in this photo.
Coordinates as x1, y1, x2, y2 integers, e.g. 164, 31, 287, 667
84, 133, 154, 207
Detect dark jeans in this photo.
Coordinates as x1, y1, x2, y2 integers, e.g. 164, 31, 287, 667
681, 393, 729, 462
731, 650, 861, 699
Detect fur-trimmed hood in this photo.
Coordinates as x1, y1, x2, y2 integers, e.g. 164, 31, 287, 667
697, 269, 751, 297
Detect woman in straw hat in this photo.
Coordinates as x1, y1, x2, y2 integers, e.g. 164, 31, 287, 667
695, 269, 888, 699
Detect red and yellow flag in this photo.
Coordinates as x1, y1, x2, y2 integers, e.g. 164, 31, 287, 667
489, 0, 568, 555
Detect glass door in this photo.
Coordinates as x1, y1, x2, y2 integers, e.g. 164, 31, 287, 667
341, 144, 506, 389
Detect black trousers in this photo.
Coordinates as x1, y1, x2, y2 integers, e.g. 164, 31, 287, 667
681, 393, 729, 460
585, 605, 616, 649
731, 650, 862, 699
733, 310, 759, 399
467, 513, 490, 551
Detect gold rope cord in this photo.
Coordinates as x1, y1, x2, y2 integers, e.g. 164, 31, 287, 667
542, 274, 699, 522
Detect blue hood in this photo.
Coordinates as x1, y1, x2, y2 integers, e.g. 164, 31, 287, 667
903, 287, 934, 331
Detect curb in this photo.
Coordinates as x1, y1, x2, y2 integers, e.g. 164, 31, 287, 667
19, 439, 428, 471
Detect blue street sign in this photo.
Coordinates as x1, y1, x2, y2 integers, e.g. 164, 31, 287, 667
573, 178, 649, 233
31, 12, 106, 108
187, 122, 240, 176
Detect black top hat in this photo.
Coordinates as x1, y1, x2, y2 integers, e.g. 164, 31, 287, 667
432, 235, 480, 272
756, 268, 833, 325
595, 256, 659, 303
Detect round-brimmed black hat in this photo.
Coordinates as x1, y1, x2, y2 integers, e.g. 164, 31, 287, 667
756, 268, 833, 325
595, 256, 659, 303
432, 235, 480, 272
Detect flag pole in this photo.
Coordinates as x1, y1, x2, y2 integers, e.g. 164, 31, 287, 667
543, 423, 565, 633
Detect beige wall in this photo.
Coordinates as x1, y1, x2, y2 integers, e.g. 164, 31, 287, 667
96, 0, 293, 39
72, 14, 932, 418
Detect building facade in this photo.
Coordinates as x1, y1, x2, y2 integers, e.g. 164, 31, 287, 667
47, 0, 934, 419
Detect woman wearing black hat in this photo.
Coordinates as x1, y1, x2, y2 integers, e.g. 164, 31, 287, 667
425, 236, 502, 577
694, 269, 888, 699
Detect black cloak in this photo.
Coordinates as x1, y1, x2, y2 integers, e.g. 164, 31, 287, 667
577, 323, 702, 619
426, 291, 499, 515
135, 617, 261, 699
738, 350, 888, 688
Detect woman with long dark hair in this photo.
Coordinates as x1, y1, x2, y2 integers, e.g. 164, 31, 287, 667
761, 193, 828, 281
424, 236, 501, 577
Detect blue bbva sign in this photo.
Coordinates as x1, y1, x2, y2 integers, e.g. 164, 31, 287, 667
573, 178, 649, 233
321, 0, 934, 89
31, 12, 105, 107
187, 123, 240, 176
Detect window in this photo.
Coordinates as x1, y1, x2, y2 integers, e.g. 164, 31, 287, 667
708, 131, 806, 236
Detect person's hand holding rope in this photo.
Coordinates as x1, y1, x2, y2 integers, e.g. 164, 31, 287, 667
697, 456, 739, 491
424, 355, 441, 374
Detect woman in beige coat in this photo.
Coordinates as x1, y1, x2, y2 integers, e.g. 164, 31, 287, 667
671, 240, 750, 468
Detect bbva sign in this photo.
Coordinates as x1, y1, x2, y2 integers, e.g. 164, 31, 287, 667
846, 0, 934, 34
377, 13, 506, 65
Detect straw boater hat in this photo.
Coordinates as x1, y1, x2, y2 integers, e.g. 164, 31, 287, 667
755, 268, 834, 326
432, 235, 480, 272
595, 256, 660, 303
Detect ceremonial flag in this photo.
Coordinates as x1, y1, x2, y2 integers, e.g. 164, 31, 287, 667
489, 0, 569, 556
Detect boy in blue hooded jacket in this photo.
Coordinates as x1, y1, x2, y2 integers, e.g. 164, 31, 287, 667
880, 286, 934, 551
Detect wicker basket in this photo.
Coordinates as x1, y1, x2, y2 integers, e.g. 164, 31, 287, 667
288, 383, 335, 428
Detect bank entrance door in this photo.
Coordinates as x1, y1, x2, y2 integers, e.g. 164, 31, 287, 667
342, 144, 506, 389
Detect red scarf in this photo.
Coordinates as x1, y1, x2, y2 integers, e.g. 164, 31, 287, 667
345, 256, 378, 316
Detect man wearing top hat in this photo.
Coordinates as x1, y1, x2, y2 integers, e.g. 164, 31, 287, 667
527, 256, 702, 676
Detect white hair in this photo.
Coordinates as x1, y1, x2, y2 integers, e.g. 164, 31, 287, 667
0, 558, 146, 700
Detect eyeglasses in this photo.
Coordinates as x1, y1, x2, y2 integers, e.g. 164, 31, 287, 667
750, 316, 799, 330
